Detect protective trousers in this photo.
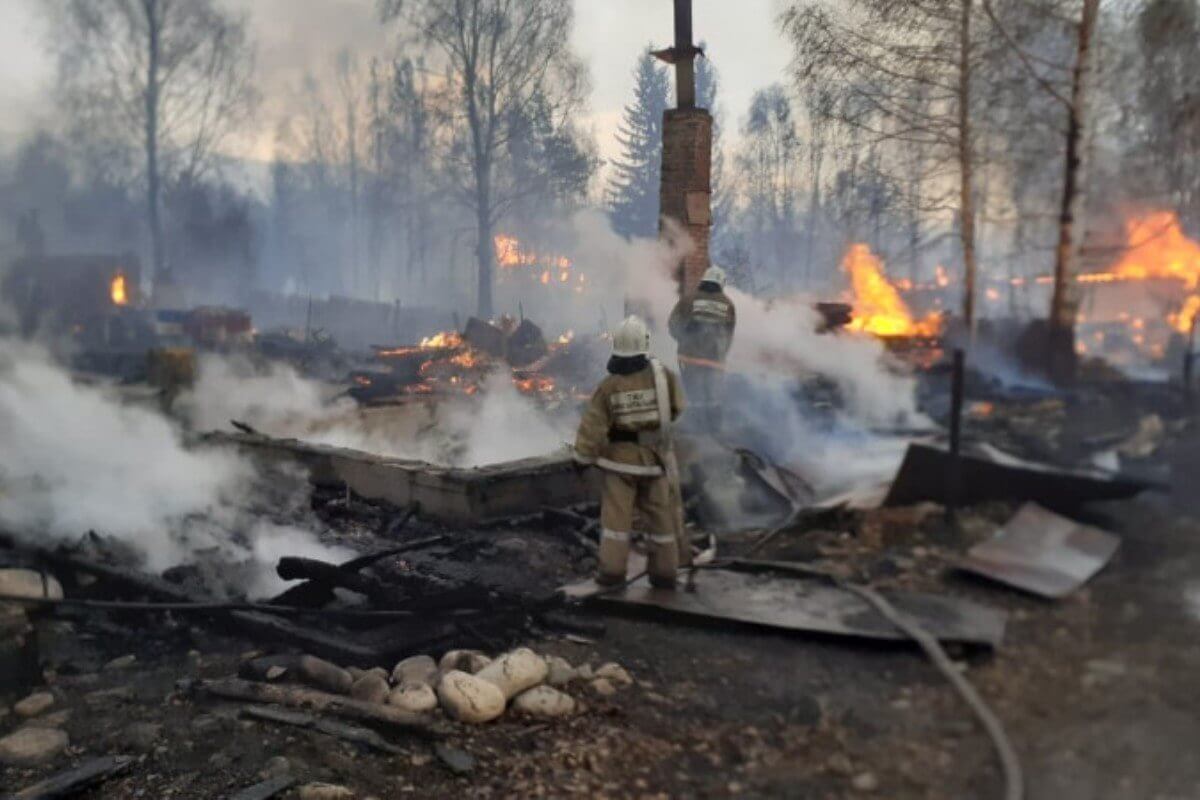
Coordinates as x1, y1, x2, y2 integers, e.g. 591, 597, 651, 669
680, 361, 725, 431
598, 471, 679, 588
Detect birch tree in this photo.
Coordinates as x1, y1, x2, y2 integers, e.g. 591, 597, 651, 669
49, 0, 256, 290
381, 0, 587, 318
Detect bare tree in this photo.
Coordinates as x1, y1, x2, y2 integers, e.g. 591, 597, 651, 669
48, 0, 256, 291
783, 0, 991, 327
381, 0, 587, 317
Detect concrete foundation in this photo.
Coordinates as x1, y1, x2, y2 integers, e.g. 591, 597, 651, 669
205, 431, 597, 525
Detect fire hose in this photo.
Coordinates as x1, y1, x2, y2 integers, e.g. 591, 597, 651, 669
707, 558, 1023, 800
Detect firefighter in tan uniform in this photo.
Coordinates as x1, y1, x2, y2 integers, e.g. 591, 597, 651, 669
668, 266, 737, 430
573, 316, 686, 588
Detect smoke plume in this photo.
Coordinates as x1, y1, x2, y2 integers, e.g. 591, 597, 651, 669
0, 338, 350, 597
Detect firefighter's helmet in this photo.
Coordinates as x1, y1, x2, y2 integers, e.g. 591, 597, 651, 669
611, 315, 651, 357
701, 265, 728, 288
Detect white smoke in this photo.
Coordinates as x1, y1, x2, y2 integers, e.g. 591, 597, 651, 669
0, 339, 350, 597
181, 353, 574, 467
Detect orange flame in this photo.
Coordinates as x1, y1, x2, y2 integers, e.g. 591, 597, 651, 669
1081, 211, 1200, 334
843, 244, 941, 338
420, 331, 463, 349
110, 274, 128, 306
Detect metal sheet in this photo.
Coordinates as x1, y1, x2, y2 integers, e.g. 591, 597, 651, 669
884, 443, 1155, 512
562, 562, 1006, 648
958, 503, 1120, 598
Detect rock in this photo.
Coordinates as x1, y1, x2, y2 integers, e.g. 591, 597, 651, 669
348, 667, 389, 684
545, 656, 576, 686
350, 673, 390, 705
852, 772, 879, 792
575, 663, 594, 681
434, 742, 476, 775
122, 722, 163, 752
594, 662, 632, 687
590, 678, 616, 697
260, 755, 291, 780
298, 655, 353, 695
436, 670, 506, 724
298, 782, 355, 800
0, 568, 64, 600
475, 648, 548, 700
14, 691, 55, 718
33, 709, 72, 728
392, 655, 438, 686
0, 726, 69, 766
439, 649, 491, 674
388, 682, 438, 714
511, 686, 576, 718
265, 665, 288, 681
104, 654, 137, 671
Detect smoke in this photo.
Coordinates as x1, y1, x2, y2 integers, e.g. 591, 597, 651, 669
0, 338, 350, 597
180, 353, 573, 467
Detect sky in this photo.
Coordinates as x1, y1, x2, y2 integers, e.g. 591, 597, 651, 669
0, 0, 794, 172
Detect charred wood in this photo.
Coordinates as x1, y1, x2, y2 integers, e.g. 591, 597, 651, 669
240, 704, 405, 754
226, 775, 296, 800
197, 678, 445, 738
7, 755, 135, 800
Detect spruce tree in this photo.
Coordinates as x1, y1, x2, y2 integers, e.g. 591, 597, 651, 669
607, 48, 671, 239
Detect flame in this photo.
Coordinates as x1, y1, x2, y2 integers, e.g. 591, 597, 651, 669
420, 331, 463, 349
556, 330, 574, 345
1080, 211, 1200, 334
843, 244, 941, 338
110, 274, 128, 306
935, 265, 951, 288
494, 233, 583, 291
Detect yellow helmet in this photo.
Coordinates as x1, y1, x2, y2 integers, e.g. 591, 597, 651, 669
611, 315, 650, 357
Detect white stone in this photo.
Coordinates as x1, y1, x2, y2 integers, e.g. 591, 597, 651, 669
438, 649, 491, 674
14, 692, 55, 718
388, 682, 438, 714
0, 569, 63, 600
436, 670, 505, 724
0, 726, 69, 766
298, 783, 355, 800
590, 678, 616, 697
511, 686, 576, 718
852, 772, 880, 792
594, 662, 632, 687
350, 673, 390, 705
392, 654, 438, 686
545, 656, 576, 686
104, 654, 137, 671
474, 648, 548, 700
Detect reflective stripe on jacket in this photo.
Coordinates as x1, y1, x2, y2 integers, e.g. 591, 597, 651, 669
574, 363, 685, 476
668, 288, 737, 362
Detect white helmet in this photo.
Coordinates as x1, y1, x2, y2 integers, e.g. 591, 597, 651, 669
611, 315, 650, 357
702, 265, 727, 288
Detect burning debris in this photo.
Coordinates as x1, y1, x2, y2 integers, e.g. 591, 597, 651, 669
842, 244, 942, 339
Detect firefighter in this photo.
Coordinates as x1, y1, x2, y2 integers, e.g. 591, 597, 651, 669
668, 265, 737, 430
573, 316, 686, 588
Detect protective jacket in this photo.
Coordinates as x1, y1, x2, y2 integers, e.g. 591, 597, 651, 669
668, 284, 737, 363
573, 359, 685, 476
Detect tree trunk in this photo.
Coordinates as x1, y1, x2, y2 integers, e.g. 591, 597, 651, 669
957, 0, 978, 332
475, 158, 494, 319
1048, 0, 1100, 382
144, 0, 165, 292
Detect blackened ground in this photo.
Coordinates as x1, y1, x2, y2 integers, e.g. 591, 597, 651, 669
4, 427, 1200, 798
